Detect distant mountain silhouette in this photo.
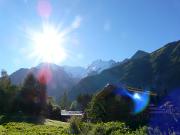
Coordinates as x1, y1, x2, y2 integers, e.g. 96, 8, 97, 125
10, 63, 77, 100
62, 66, 86, 79
69, 41, 180, 100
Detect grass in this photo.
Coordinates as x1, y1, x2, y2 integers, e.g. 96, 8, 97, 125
0, 115, 149, 135
0, 116, 147, 135
1, 115, 176, 135
45, 119, 69, 127
0, 119, 69, 135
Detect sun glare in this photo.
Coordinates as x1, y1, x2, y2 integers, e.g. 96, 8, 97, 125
30, 23, 67, 64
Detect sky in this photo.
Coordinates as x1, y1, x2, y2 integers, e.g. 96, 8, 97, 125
1, 0, 180, 74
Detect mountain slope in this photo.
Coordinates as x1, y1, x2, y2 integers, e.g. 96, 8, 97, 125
69, 41, 180, 100
10, 68, 29, 85
62, 66, 86, 79
131, 50, 149, 59
10, 63, 77, 100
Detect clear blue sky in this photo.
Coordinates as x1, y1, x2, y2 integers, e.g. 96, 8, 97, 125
0, 0, 180, 74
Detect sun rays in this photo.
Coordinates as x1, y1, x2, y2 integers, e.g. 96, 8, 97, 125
29, 22, 67, 64
25, 16, 82, 65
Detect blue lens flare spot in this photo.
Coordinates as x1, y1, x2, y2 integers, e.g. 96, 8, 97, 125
132, 91, 150, 114
133, 93, 141, 100
114, 86, 150, 115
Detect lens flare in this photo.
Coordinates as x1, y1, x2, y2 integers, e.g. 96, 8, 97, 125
114, 86, 150, 114
131, 91, 150, 114
133, 93, 141, 100
38, 65, 52, 85
149, 88, 180, 133
37, 0, 52, 19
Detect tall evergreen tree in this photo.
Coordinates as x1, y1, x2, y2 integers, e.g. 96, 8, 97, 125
0, 70, 19, 113
77, 94, 92, 111
19, 73, 47, 115
0, 69, 11, 90
59, 91, 69, 110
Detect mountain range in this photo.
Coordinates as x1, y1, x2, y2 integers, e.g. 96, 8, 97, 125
62, 59, 116, 78
68, 41, 180, 100
9, 40, 180, 101
10, 60, 117, 100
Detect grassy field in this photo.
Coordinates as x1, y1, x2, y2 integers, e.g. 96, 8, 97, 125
0, 116, 173, 135
0, 116, 147, 135
0, 120, 147, 135
0, 119, 69, 135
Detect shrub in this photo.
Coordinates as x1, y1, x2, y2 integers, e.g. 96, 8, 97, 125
86, 86, 134, 123
0, 125, 6, 134
79, 122, 148, 135
90, 123, 106, 135
46, 104, 61, 120
89, 122, 130, 135
68, 116, 82, 134
79, 122, 93, 135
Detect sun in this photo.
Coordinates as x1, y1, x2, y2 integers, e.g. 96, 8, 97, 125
26, 16, 82, 64
30, 23, 67, 64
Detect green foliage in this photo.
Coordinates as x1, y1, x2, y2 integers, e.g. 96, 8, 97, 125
0, 70, 11, 89
70, 100, 79, 111
18, 73, 47, 115
46, 104, 61, 120
86, 88, 133, 123
76, 94, 92, 111
131, 126, 148, 135
78, 122, 93, 135
0, 118, 177, 135
46, 96, 61, 120
68, 116, 82, 134
86, 96, 107, 122
0, 70, 20, 113
0, 70, 61, 121
0, 114, 46, 124
59, 91, 70, 110
89, 122, 130, 135
68, 121, 147, 135
0, 121, 68, 135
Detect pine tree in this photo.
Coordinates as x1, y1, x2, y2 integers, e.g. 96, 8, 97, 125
59, 91, 69, 110
19, 73, 47, 115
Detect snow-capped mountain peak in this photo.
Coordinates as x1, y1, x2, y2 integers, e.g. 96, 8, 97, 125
86, 59, 116, 75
